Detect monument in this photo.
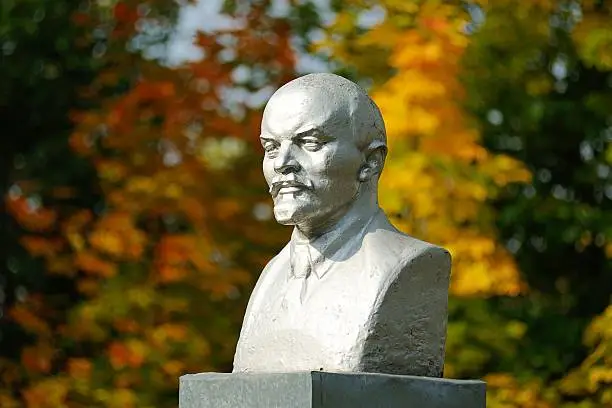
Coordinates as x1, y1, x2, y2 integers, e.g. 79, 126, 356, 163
179, 73, 485, 407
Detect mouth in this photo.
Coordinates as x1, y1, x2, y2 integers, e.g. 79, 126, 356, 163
270, 180, 308, 197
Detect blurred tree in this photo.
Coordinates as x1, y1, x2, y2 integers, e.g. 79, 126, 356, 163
1, 0, 304, 406
3, 0, 612, 406
0, 1, 101, 404
462, 1, 612, 406
321, 0, 530, 298
317, 2, 544, 404
320, 0, 612, 407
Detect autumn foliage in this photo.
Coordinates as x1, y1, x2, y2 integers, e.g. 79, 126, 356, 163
324, 2, 531, 297
1, 0, 612, 407
2, 0, 292, 406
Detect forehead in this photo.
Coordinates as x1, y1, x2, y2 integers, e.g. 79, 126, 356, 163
261, 87, 351, 139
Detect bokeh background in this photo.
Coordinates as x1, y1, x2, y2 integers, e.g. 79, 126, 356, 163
1, 0, 612, 406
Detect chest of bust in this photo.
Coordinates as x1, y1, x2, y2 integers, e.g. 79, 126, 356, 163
235, 250, 381, 372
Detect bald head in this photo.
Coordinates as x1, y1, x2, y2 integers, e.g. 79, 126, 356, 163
263, 73, 387, 154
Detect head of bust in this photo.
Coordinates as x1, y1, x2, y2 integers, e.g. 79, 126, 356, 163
260, 73, 387, 237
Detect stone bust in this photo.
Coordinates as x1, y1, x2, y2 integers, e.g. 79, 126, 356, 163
233, 73, 451, 377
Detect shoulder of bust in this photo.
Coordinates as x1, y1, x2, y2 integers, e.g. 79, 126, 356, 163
399, 240, 451, 272
363, 213, 451, 274
360, 216, 451, 377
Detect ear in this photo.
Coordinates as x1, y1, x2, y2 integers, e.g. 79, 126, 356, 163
358, 144, 387, 182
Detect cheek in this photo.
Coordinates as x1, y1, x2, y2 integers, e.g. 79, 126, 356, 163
319, 149, 361, 183
262, 159, 274, 184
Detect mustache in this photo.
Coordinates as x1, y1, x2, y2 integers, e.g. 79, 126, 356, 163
269, 178, 312, 197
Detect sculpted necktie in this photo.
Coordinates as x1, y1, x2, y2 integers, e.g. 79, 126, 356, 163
289, 240, 312, 304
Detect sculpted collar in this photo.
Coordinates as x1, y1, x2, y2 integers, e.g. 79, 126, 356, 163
289, 209, 380, 280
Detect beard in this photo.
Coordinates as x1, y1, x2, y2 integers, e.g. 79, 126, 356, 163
272, 190, 319, 226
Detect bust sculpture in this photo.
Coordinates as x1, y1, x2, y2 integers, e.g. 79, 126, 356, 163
233, 73, 451, 378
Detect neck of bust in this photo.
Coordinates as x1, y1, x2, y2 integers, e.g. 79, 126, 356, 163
294, 182, 380, 241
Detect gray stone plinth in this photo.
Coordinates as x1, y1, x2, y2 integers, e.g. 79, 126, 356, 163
179, 371, 485, 408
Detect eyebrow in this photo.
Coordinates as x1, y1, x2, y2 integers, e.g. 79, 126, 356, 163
259, 136, 275, 143
259, 127, 332, 143
295, 128, 322, 139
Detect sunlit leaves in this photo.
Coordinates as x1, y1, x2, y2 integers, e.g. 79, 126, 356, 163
486, 374, 556, 408
325, 0, 529, 296
324, 1, 612, 407
9, 304, 51, 337
4, 1, 611, 407
460, 0, 612, 406
3, 0, 295, 406
6, 196, 57, 232
22, 378, 70, 408
560, 306, 612, 406
573, 3, 612, 70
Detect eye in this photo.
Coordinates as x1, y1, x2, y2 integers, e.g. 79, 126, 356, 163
262, 141, 279, 157
300, 137, 324, 151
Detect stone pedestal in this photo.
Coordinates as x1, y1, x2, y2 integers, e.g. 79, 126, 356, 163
179, 371, 485, 408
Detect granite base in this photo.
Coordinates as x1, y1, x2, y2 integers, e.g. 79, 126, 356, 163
179, 371, 485, 408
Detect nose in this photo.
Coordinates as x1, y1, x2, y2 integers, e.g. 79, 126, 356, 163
274, 142, 301, 174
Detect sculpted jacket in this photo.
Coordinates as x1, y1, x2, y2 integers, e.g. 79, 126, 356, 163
233, 209, 451, 377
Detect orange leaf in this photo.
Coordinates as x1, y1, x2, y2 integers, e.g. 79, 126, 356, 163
158, 265, 188, 283
9, 305, 50, 336
19, 236, 63, 257
6, 196, 57, 232
21, 344, 54, 374
67, 358, 92, 379
22, 379, 68, 408
75, 251, 117, 278
108, 341, 146, 369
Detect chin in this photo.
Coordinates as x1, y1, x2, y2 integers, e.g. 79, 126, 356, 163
273, 202, 313, 226
273, 205, 299, 225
